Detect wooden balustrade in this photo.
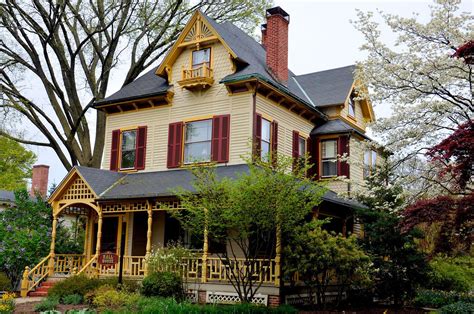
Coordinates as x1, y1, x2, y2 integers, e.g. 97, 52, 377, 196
178, 64, 214, 88
206, 257, 276, 284
54, 254, 85, 275
96, 256, 146, 278
77, 254, 98, 277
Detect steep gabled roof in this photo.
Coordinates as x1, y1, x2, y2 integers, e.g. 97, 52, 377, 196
294, 65, 356, 107
94, 12, 356, 112
311, 119, 369, 139
75, 166, 125, 196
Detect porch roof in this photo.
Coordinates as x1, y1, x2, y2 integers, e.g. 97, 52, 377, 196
71, 165, 365, 210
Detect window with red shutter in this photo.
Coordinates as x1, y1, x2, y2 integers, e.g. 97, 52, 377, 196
338, 135, 350, 178
271, 120, 278, 165
110, 129, 120, 171
135, 126, 147, 170
167, 122, 183, 168
211, 115, 230, 163
292, 131, 300, 159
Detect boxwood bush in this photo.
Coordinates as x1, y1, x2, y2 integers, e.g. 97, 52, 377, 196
48, 274, 117, 300
141, 271, 184, 299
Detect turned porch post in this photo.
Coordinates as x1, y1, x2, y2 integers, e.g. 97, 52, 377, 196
48, 203, 59, 276
201, 208, 209, 283
274, 224, 282, 287
95, 211, 103, 255
144, 201, 153, 276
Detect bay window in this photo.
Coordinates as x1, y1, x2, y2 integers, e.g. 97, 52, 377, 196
261, 118, 271, 161
321, 139, 337, 177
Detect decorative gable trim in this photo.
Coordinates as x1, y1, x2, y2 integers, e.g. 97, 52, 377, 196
344, 81, 375, 123
156, 11, 237, 80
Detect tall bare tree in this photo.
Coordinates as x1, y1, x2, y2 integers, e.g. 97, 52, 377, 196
0, 0, 270, 170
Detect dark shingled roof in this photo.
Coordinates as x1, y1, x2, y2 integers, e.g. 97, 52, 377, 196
65, 164, 365, 209
76, 166, 125, 196
99, 164, 250, 200
95, 68, 169, 106
95, 12, 354, 111
0, 190, 15, 203
294, 65, 355, 107
311, 119, 369, 139
322, 190, 366, 209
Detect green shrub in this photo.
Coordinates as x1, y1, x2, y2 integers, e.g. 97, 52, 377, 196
92, 285, 140, 312
414, 289, 474, 308
146, 243, 193, 275
439, 301, 474, 314
66, 309, 96, 314
48, 275, 117, 300
429, 255, 474, 292
0, 272, 11, 292
141, 272, 184, 299
62, 293, 83, 305
34, 296, 59, 312
131, 297, 297, 314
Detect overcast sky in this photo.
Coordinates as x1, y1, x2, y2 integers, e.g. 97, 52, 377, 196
29, 0, 472, 189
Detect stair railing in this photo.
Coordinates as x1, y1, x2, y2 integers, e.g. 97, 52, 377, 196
20, 253, 51, 297
76, 254, 98, 278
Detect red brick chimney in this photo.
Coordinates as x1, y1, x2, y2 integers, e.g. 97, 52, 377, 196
265, 7, 290, 83
30, 165, 49, 198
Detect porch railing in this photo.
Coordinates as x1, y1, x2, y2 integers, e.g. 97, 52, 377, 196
206, 257, 276, 284
96, 256, 146, 278
20, 253, 51, 297
77, 254, 98, 277
54, 254, 86, 275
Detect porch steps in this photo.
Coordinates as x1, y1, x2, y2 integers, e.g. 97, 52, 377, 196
28, 278, 61, 297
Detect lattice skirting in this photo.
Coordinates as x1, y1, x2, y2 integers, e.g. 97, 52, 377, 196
206, 291, 268, 305
285, 291, 345, 306
186, 291, 198, 303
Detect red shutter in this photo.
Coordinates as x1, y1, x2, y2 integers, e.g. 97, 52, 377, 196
135, 126, 147, 170
271, 120, 278, 165
211, 115, 230, 163
110, 129, 120, 171
338, 135, 350, 178
167, 122, 183, 168
254, 113, 262, 160
292, 130, 299, 171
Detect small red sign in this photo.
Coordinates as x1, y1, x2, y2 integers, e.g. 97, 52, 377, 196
99, 252, 118, 266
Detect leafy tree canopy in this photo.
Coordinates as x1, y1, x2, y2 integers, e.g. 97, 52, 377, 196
0, 136, 36, 190
0, 0, 271, 170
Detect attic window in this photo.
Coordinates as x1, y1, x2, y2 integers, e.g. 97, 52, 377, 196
192, 48, 210, 68
348, 95, 356, 118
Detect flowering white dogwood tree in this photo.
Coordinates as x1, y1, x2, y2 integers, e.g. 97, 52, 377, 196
353, 0, 473, 198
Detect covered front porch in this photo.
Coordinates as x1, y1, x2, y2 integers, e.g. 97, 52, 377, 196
20, 167, 280, 297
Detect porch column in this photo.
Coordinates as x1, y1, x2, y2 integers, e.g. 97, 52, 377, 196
95, 211, 103, 255
48, 206, 58, 276
83, 215, 90, 258
144, 201, 153, 276
201, 208, 208, 283
274, 225, 281, 287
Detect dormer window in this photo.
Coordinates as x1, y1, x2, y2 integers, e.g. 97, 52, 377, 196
192, 48, 210, 68
178, 47, 214, 89
348, 95, 356, 118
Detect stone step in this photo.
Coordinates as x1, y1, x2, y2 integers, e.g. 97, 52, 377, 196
29, 291, 48, 297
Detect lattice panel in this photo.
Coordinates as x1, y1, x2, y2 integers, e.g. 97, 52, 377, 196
152, 200, 185, 210
103, 202, 148, 213
60, 177, 95, 201
62, 206, 89, 216
186, 291, 198, 303
206, 292, 267, 305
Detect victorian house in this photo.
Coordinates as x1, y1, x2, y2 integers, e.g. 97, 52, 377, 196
21, 7, 377, 305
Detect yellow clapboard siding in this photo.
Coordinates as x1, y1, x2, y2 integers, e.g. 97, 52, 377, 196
255, 94, 314, 160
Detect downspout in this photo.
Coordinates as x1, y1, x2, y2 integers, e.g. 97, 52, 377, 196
252, 82, 258, 158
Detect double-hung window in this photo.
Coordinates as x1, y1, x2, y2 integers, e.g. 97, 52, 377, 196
261, 118, 271, 161
120, 130, 137, 169
184, 119, 212, 164
321, 139, 338, 177
298, 136, 306, 168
